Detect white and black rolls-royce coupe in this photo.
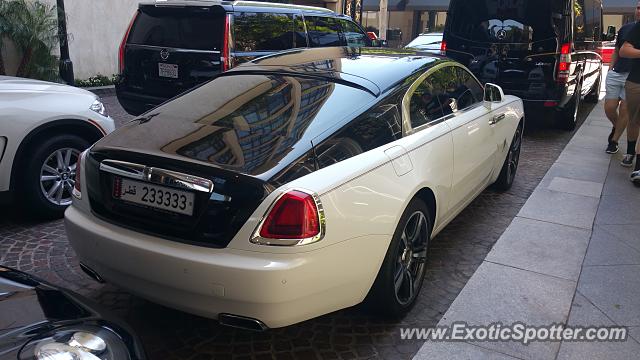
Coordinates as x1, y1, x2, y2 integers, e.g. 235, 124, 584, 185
65, 47, 524, 330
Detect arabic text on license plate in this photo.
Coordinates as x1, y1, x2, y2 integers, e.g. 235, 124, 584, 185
158, 63, 178, 78
113, 177, 194, 216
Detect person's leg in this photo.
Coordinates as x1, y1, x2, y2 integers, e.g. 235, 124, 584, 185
605, 71, 629, 152
612, 100, 630, 144
623, 81, 640, 167
631, 131, 640, 184
604, 99, 620, 127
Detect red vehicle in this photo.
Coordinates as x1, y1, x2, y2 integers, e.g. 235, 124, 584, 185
599, 40, 615, 64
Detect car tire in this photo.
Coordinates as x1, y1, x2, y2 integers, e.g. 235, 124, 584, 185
557, 81, 581, 131
584, 71, 601, 104
493, 121, 523, 191
21, 134, 89, 219
364, 198, 431, 318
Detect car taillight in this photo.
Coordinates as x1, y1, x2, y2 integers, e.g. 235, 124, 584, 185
557, 42, 572, 83
440, 40, 447, 55
222, 14, 233, 71
72, 150, 87, 200
253, 190, 325, 246
118, 11, 138, 74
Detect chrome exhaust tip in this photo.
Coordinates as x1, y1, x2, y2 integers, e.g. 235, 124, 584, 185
218, 313, 268, 332
79, 263, 105, 283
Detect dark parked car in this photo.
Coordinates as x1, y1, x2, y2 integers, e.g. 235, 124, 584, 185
0, 266, 145, 359
116, 0, 373, 115
443, 0, 604, 130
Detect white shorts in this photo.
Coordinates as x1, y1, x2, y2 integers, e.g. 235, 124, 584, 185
605, 70, 629, 101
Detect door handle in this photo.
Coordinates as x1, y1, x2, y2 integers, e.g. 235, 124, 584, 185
490, 113, 506, 125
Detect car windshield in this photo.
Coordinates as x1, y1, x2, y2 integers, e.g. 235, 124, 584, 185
448, 0, 565, 43
406, 34, 442, 48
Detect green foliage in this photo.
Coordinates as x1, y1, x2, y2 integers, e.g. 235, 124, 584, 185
0, 0, 60, 81
75, 74, 118, 88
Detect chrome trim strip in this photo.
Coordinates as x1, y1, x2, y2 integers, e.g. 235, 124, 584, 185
250, 188, 326, 246
100, 160, 145, 180
99, 160, 214, 193
126, 43, 221, 54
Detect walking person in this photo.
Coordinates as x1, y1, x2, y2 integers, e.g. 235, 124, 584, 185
605, 12, 639, 155
618, 3, 640, 184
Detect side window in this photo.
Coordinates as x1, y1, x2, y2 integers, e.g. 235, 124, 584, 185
574, 0, 586, 41
409, 77, 444, 129
455, 67, 484, 109
294, 15, 308, 47
583, 0, 597, 40
305, 16, 342, 47
338, 19, 367, 47
316, 104, 402, 169
234, 12, 295, 51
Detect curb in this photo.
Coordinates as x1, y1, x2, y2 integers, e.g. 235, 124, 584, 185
84, 85, 116, 97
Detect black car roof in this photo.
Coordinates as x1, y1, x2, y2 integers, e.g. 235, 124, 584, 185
231, 47, 447, 95
140, 0, 337, 14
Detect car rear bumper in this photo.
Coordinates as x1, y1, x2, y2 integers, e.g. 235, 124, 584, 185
64, 206, 381, 328
115, 87, 167, 116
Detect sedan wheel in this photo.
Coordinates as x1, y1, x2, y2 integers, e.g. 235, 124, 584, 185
365, 198, 431, 317
39, 148, 80, 206
22, 134, 89, 219
494, 121, 523, 191
394, 210, 429, 306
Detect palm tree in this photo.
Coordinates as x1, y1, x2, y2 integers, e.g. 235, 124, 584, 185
0, 0, 59, 80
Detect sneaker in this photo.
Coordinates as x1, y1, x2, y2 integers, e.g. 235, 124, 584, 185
621, 154, 635, 167
631, 170, 640, 184
606, 142, 619, 154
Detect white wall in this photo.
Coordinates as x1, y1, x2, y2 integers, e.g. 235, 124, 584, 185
53, 0, 139, 79
2, 0, 138, 79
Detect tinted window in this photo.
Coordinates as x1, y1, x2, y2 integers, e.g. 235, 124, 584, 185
409, 77, 445, 128
454, 67, 484, 109
306, 16, 343, 47
316, 104, 402, 169
234, 13, 296, 51
448, 0, 565, 43
579, 0, 601, 41
128, 8, 222, 50
339, 19, 367, 47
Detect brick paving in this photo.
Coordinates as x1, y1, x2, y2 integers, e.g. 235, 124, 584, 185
0, 96, 596, 360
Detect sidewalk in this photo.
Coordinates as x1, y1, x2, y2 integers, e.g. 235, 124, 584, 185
414, 101, 640, 360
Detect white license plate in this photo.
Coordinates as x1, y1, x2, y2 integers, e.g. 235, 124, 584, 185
158, 63, 178, 78
113, 177, 194, 216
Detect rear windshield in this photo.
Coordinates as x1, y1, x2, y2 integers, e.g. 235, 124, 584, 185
448, 0, 565, 43
128, 7, 223, 50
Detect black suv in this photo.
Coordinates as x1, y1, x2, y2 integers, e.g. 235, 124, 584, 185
443, 0, 604, 130
116, 0, 373, 115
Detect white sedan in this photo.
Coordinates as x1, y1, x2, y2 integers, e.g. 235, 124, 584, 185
0, 76, 115, 218
65, 47, 523, 329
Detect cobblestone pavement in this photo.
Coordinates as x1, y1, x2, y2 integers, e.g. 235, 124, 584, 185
0, 95, 596, 360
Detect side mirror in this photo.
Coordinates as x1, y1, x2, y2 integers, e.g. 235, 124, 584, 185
606, 26, 616, 41
484, 83, 504, 105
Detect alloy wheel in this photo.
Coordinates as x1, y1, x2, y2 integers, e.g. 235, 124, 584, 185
39, 148, 80, 206
506, 124, 523, 184
394, 210, 429, 306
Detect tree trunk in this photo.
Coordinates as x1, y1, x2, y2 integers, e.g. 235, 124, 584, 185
0, 56, 5, 75
16, 47, 32, 77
